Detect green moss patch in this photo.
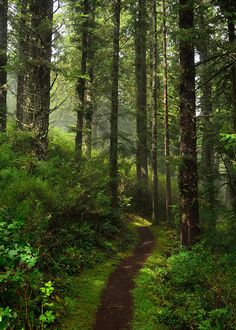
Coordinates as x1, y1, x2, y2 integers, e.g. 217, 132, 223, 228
132, 227, 171, 330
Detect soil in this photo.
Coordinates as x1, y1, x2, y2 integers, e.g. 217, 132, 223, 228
93, 226, 156, 330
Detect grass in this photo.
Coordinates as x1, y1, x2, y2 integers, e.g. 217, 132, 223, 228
56, 217, 165, 330
56, 220, 139, 330
132, 226, 171, 330
57, 259, 119, 330
127, 213, 152, 227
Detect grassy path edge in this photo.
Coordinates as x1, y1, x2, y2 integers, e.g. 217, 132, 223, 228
57, 258, 122, 330
56, 217, 143, 330
132, 226, 171, 330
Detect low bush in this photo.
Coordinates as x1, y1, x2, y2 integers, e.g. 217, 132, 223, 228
0, 211, 56, 329
0, 129, 136, 328
134, 229, 236, 330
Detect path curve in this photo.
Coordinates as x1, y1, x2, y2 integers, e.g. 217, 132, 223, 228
93, 226, 155, 330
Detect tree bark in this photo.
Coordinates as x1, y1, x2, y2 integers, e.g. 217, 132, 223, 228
84, 0, 96, 159
16, 74, 24, 130
199, 12, 216, 224
0, 0, 7, 133
92, 100, 98, 146
150, 0, 158, 223
16, 0, 28, 130
75, 0, 90, 160
163, 0, 171, 222
84, 85, 93, 158
179, 0, 200, 247
228, 17, 236, 210
228, 17, 236, 133
110, 0, 121, 210
26, 0, 53, 158
135, 0, 148, 203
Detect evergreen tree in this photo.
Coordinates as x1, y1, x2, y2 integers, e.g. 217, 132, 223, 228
179, 0, 200, 246
0, 0, 8, 132
135, 0, 148, 206
110, 0, 121, 210
150, 0, 159, 222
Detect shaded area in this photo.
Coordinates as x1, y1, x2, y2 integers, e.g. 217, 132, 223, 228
93, 226, 155, 330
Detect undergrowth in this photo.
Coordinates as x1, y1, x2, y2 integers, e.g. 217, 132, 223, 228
0, 129, 137, 329
133, 225, 236, 330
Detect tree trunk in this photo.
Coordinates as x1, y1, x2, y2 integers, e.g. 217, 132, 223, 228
163, 0, 171, 222
228, 16, 236, 132
84, 0, 96, 159
16, 74, 24, 130
110, 0, 121, 210
179, 0, 200, 247
84, 86, 93, 159
75, 0, 90, 160
16, 0, 28, 130
27, 0, 53, 158
150, 0, 158, 223
135, 0, 148, 204
0, 0, 7, 133
199, 12, 216, 225
227, 12, 236, 211
92, 100, 98, 146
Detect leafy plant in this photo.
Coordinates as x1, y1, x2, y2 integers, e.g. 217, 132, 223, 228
39, 281, 55, 329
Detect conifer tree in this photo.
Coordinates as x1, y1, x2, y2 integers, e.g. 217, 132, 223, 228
135, 0, 148, 205
0, 0, 8, 132
110, 0, 121, 210
179, 0, 200, 246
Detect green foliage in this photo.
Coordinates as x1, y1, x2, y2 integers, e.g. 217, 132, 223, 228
39, 281, 55, 328
0, 307, 17, 330
0, 129, 137, 328
133, 228, 236, 330
220, 134, 236, 151
0, 210, 56, 329
58, 260, 119, 330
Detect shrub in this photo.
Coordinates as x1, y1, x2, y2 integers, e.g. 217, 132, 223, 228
0, 211, 56, 329
143, 241, 236, 329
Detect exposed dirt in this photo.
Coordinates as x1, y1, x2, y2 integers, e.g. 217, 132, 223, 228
93, 226, 156, 330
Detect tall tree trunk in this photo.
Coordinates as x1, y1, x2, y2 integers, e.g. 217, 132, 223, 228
199, 12, 216, 225
150, 0, 158, 223
75, 0, 90, 160
16, 74, 24, 130
16, 0, 28, 130
0, 0, 7, 133
135, 0, 148, 204
179, 0, 200, 247
228, 16, 236, 132
110, 0, 121, 210
27, 0, 53, 158
228, 15, 236, 210
162, 0, 171, 222
84, 0, 96, 159
92, 100, 98, 146
84, 83, 93, 159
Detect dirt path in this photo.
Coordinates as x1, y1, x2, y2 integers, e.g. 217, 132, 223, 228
93, 226, 156, 330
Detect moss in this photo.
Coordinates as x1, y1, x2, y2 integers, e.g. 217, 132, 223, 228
57, 222, 138, 330
57, 260, 119, 330
132, 227, 171, 330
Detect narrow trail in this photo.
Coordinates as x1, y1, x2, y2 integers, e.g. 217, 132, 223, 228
93, 226, 156, 330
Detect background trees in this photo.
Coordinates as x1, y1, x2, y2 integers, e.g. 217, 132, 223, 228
3, 0, 236, 236
1, 0, 236, 327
